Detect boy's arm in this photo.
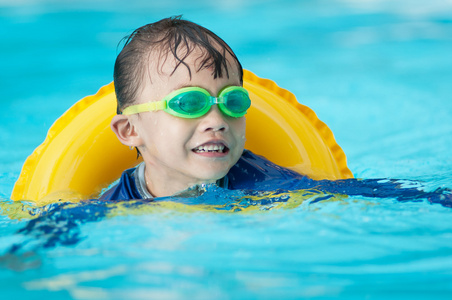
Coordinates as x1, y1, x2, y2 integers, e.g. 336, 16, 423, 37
292, 178, 452, 208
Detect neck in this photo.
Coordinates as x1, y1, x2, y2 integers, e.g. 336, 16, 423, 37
143, 164, 216, 198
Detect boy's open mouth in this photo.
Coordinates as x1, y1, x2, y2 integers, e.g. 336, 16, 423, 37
192, 143, 229, 154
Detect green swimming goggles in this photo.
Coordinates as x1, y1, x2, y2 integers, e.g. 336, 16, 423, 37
122, 86, 251, 118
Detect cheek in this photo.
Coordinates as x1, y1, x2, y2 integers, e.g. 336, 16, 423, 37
134, 115, 168, 147
155, 115, 198, 148
231, 117, 247, 142
165, 117, 197, 136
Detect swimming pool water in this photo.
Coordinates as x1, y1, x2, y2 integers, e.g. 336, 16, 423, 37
1, 0, 452, 299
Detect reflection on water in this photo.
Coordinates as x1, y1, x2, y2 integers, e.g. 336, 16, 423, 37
1, 179, 451, 298
1, 178, 450, 259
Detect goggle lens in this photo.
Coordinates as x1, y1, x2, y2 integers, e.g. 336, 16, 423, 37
168, 91, 209, 116
223, 89, 251, 114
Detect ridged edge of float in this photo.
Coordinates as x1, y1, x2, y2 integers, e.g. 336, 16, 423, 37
243, 70, 353, 179
11, 83, 116, 200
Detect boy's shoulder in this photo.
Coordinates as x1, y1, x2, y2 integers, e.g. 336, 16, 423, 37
227, 150, 306, 190
98, 168, 142, 201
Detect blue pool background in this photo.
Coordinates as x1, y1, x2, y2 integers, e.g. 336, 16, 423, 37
1, 0, 452, 299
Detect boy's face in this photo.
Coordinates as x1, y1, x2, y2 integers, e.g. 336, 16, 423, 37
129, 49, 246, 196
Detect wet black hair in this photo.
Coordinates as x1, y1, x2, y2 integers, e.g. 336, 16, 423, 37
114, 15, 243, 114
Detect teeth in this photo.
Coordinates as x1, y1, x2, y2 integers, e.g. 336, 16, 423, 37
194, 144, 225, 153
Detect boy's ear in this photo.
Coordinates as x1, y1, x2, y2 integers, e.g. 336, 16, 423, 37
111, 114, 142, 147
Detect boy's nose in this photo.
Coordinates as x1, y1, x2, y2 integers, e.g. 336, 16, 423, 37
200, 105, 229, 132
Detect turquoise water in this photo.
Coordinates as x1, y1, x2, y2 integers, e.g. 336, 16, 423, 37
1, 0, 452, 299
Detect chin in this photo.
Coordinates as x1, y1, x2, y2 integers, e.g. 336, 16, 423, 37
196, 167, 230, 182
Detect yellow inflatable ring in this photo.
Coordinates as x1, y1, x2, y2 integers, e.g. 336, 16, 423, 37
11, 70, 353, 203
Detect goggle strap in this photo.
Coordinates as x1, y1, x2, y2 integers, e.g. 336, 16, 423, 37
122, 100, 166, 115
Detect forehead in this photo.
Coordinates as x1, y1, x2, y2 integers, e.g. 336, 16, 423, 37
136, 46, 240, 103
148, 44, 239, 80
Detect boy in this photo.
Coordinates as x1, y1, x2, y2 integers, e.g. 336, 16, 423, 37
100, 16, 304, 201
100, 16, 452, 208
